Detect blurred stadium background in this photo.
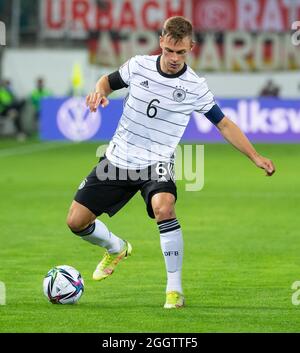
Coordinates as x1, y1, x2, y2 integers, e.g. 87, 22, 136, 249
0, 0, 300, 333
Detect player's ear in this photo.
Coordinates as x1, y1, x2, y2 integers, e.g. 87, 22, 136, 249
190, 41, 195, 51
159, 35, 164, 49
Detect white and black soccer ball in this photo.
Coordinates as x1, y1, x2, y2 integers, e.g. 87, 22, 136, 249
43, 265, 84, 304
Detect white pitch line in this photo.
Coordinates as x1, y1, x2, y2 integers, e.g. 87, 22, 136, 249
0, 142, 72, 158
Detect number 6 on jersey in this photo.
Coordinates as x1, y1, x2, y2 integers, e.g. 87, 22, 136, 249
147, 99, 160, 118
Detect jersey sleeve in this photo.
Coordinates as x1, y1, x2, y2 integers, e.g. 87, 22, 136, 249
108, 71, 128, 90
204, 104, 225, 125
119, 56, 138, 86
193, 79, 225, 125
194, 79, 216, 114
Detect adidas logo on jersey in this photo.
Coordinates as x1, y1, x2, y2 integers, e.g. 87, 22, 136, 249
140, 80, 149, 88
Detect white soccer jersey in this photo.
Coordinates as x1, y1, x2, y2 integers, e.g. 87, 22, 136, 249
105, 55, 216, 169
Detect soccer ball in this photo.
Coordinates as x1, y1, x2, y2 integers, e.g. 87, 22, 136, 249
43, 265, 84, 304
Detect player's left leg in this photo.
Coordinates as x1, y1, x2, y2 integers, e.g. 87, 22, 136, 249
151, 192, 185, 309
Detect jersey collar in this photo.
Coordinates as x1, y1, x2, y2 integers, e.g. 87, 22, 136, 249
156, 55, 187, 78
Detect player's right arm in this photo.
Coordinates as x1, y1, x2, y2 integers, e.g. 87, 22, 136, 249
86, 58, 134, 113
86, 75, 112, 112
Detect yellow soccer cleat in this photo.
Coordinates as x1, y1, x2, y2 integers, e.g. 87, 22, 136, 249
92, 241, 132, 281
164, 291, 185, 309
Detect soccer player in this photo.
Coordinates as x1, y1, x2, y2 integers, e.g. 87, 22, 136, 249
67, 16, 275, 309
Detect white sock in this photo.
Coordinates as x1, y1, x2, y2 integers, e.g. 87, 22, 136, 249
75, 219, 125, 254
158, 218, 183, 294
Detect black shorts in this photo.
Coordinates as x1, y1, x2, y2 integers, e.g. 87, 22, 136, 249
74, 156, 177, 219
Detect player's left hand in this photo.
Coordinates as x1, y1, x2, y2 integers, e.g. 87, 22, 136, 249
253, 155, 276, 176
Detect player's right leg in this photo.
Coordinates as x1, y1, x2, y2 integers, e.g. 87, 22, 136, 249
67, 200, 132, 281
67, 158, 136, 281
67, 200, 97, 233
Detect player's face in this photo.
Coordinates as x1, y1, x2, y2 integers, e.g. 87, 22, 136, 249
159, 35, 193, 74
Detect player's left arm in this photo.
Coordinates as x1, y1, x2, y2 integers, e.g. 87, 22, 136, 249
216, 116, 275, 176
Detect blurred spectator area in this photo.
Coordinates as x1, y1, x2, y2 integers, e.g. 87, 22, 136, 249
259, 79, 281, 97
1, 0, 39, 47
0, 0, 300, 99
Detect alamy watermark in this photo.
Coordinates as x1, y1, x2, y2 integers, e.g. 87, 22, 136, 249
291, 281, 300, 305
0, 20, 6, 46
0, 281, 6, 305
291, 21, 300, 46
93, 144, 204, 192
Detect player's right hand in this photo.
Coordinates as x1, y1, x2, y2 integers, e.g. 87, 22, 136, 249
86, 92, 109, 112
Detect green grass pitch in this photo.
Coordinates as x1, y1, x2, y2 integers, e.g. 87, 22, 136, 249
0, 139, 299, 332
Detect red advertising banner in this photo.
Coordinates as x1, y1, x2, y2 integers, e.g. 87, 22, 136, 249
41, 0, 300, 71
42, 0, 191, 36
42, 0, 300, 36
193, 0, 300, 32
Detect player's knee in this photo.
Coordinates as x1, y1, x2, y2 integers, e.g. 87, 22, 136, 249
66, 215, 90, 233
153, 205, 175, 222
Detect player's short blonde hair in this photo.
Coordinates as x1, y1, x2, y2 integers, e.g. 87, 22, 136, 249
162, 16, 193, 43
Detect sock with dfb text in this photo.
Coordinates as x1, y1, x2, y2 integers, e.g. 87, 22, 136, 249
157, 218, 183, 294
